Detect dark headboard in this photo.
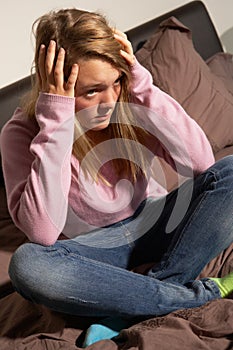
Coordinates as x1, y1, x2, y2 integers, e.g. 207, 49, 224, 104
0, 76, 32, 132
126, 0, 223, 59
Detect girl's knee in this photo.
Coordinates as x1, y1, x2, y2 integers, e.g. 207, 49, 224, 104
9, 243, 34, 278
9, 241, 70, 301
8, 242, 48, 295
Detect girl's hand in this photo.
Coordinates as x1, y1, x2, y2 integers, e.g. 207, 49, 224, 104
38, 40, 79, 97
113, 29, 135, 66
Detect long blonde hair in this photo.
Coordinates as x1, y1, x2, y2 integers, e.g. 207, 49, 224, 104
22, 8, 150, 184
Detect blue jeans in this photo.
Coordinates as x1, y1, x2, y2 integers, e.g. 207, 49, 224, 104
9, 156, 233, 318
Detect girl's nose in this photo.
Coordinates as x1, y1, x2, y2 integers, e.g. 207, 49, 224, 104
97, 103, 114, 116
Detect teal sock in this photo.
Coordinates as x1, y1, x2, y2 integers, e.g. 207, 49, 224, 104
210, 271, 233, 298
82, 316, 129, 348
82, 324, 119, 347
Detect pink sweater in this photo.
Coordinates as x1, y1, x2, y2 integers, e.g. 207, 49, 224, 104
0, 60, 215, 245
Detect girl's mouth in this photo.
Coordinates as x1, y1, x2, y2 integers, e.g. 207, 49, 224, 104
95, 114, 110, 121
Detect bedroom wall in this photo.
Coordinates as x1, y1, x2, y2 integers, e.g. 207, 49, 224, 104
1, 0, 233, 88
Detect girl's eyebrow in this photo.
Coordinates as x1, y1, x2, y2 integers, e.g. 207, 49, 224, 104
76, 83, 107, 95
79, 82, 105, 91
77, 74, 123, 92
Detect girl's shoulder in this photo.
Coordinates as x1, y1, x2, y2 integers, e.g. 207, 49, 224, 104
1, 108, 39, 147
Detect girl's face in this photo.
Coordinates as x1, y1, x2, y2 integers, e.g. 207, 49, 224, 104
75, 58, 122, 131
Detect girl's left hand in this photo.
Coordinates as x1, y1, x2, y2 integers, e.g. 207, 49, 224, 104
113, 29, 135, 66
38, 40, 79, 97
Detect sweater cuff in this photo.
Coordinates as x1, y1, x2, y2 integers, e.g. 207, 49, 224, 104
37, 92, 75, 105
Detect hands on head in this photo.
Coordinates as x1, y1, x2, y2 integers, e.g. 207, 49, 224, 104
113, 29, 135, 66
38, 40, 79, 97
37, 30, 135, 97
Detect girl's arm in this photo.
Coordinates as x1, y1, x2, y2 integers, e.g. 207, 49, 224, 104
0, 41, 79, 246
129, 59, 215, 176
1, 94, 75, 246
114, 30, 215, 175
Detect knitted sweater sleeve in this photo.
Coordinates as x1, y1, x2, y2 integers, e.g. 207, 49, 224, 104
0, 93, 75, 245
129, 59, 215, 176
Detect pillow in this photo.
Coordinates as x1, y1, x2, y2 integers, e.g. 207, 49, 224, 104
135, 16, 233, 154
206, 52, 233, 96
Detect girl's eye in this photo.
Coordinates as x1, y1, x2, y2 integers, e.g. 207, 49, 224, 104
114, 76, 122, 86
86, 90, 97, 97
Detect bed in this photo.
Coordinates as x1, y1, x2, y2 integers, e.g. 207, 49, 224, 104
1, 1, 233, 348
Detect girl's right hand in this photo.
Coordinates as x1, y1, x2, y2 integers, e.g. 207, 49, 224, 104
38, 40, 79, 97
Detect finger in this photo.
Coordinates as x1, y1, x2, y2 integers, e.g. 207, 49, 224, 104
114, 33, 133, 55
113, 29, 134, 58
65, 63, 79, 94
120, 49, 135, 66
112, 28, 127, 40
114, 33, 135, 65
38, 44, 46, 90
53, 47, 65, 87
45, 40, 56, 82
114, 33, 132, 51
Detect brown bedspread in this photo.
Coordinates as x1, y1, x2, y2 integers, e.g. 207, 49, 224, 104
0, 240, 233, 349
0, 292, 233, 349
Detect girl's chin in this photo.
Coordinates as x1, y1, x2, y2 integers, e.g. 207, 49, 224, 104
88, 119, 111, 131
91, 123, 110, 131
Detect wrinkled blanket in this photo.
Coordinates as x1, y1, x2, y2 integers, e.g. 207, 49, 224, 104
1, 241, 233, 350
0, 292, 233, 350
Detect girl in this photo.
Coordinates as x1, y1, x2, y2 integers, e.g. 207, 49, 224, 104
1, 7, 233, 347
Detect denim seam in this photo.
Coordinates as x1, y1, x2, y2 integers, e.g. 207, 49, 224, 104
204, 278, 222, 298
66, 252, 145, 279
